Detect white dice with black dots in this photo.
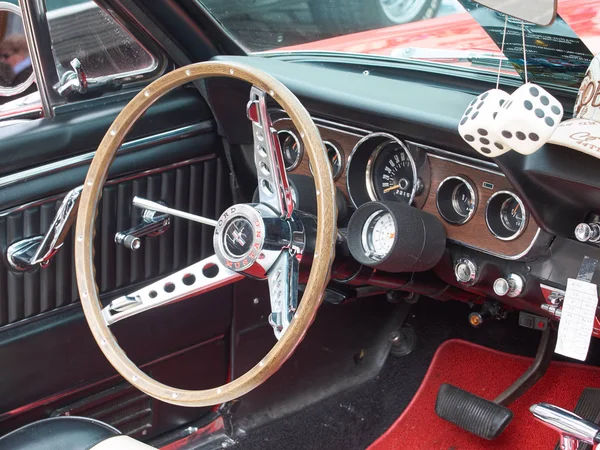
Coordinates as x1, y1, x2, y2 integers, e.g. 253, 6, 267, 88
494, 83, 564, 155
458, 88, 512, 158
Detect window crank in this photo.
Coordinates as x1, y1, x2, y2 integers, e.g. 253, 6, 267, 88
115, 201, 171, 251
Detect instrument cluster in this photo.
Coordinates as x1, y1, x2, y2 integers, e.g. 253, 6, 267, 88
274, 118, 538, 260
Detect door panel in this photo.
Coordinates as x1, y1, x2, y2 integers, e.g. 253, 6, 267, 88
0, 87, 234, 438
0, 156, 230, 325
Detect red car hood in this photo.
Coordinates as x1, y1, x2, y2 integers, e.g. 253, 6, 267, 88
275, 0, 600, 58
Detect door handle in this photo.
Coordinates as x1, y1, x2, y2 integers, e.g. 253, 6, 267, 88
6, 186, 82, 271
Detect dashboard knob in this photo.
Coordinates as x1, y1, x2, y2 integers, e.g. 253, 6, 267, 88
454, 258, 478, 286
493, 273, 525, 298
575, 223, 600, 243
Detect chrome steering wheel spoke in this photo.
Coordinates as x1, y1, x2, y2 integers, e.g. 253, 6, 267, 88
247, 86, 294, 220
102, 254, 243, 325
267, 249, 300, 340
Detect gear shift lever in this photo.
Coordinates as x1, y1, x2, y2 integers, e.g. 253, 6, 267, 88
531, 403, 600, 450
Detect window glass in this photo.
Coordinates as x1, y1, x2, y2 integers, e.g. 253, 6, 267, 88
45, 0, 157, 80
197, 0, 598, 91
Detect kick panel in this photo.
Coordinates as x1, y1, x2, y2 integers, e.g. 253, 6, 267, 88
0, 157, 231, 327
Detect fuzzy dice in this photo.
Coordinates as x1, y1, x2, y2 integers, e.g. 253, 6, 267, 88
458, 89, 512, 158
493, 83, 564, 155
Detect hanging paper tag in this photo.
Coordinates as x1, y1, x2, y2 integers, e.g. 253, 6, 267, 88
555, 278, 599, 361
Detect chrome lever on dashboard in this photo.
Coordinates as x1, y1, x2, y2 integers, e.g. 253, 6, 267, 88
6, 186, 83, 271
115, 199, 172, 251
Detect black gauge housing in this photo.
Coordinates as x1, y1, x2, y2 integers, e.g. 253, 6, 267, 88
347, 201, 446, 273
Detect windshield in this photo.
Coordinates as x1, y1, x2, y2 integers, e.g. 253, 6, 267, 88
197, 0, 599, 90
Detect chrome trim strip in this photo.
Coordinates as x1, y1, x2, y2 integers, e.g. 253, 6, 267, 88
426, 152, 503, 176
409, 141, 500, 172
0, 154, 216, 217
0, 122, 213, 190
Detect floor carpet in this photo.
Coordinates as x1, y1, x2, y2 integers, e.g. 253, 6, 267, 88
369, 339, 600, 450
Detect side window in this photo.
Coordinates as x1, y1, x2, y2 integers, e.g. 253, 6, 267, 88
45, 0, 159, 95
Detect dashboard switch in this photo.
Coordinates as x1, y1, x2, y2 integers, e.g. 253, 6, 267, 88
454, 258, 478, 286
575, 223, 600, 243
493, 273, 525, 298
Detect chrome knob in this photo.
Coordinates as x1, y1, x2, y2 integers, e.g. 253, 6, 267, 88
531, 403, 600, 449
493, 273, 525, 298
454, 258, 478, 286
575, 223, 600, 243
493, 278, 510, 296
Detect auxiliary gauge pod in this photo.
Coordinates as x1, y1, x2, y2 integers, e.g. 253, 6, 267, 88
346, 201, 446, 273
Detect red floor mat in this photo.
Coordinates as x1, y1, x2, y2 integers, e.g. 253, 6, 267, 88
369, 339, 600, 450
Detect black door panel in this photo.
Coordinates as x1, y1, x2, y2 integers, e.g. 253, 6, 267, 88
0, 156, 230, 325
0, 87, 234, 437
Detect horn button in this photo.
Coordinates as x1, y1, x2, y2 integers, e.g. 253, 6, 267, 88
213, 203, 295, 278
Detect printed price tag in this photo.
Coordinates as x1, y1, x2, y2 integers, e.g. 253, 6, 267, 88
555, 278, 599, 361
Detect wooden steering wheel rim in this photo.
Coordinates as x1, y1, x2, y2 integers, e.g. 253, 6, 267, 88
74, 61, 337, 407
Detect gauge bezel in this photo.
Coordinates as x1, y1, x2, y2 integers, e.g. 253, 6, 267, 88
277, 129, 303, 171
360, 210, 395, 261
363, 134, 418, 205
485, 190, 528, 241
436, 176, 478, 225
324, 140, 344, 180
309, 140, 344, 180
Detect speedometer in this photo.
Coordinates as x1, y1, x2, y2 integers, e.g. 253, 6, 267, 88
366, 141, 417, 204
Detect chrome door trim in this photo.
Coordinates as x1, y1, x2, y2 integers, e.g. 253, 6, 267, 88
0, 153, 217, 217
0, 121, 213, 190
20, 0, 60, 118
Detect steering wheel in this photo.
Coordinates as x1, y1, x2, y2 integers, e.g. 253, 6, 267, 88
74, 61, 337, 407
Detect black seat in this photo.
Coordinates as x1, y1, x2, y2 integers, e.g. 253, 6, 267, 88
0, 416, 120, 450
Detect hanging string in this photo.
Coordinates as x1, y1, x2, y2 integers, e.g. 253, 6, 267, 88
496, 15, 508, 90
521, 20, 528, 84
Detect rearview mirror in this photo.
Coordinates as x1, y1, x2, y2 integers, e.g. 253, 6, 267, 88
0, 1, 35, 97
472, 0, 557, 26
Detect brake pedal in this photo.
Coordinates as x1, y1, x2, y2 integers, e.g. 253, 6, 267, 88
435, 384, 513, 440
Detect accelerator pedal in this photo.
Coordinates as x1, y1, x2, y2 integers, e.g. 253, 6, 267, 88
435, 384, 513, 440
554, 388, 600, 450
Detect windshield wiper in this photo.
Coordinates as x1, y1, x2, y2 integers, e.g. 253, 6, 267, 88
391, 47, 507, 70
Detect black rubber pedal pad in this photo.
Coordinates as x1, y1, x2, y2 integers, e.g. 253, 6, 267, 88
435, 383, 514, 440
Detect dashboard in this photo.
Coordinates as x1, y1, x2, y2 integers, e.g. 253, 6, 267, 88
272, 113, 541, 260
207, 54, 600, 332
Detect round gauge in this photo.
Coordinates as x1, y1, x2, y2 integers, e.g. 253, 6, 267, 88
277, 130, 303, 171
486, 191, 528, 241
452, 183, 475, 218
500, 197, 524, 232
436, 176, 477, 225
366, 141, 417, 204
325, 141, 343, 180
361, 211, 396, 261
